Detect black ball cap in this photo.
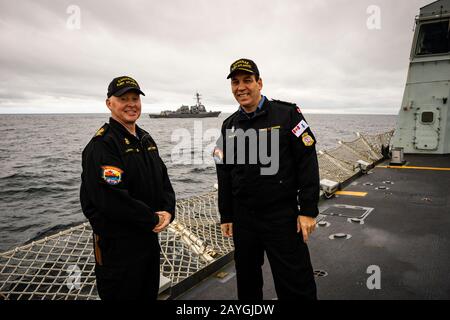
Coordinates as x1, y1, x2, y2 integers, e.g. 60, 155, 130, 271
107, 76, 145, 98
227, 58, 259, 79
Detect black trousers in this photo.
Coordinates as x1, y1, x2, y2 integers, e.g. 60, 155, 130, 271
232, 204, 317, 300
94, 235, 160, 300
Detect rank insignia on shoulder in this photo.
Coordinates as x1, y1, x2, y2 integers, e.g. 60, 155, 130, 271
147, 145, 157, 151
94, 124, 109, 138
297, 106, 302, 114
101, 166, 123, 185
95, 127, 105, 137
301, 132, 314, 147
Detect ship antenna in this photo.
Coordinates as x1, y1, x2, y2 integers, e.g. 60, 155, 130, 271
196, 92, 202, 106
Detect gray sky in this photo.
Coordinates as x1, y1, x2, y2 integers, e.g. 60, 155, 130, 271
0, 0, 432, 114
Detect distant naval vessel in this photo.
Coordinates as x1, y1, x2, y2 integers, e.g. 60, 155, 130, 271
149, 92, 221, 118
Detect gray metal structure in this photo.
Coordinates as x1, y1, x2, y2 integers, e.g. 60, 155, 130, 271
149, 92, 221, 118
391, 0, 450, 154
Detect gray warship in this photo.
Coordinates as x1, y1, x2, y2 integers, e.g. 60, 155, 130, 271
0, 0, 449, 301
149, 92, 221, 118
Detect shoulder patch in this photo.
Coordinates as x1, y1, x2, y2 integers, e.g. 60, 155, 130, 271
94, 123, 109, 138
101, 166, 123, 185
301, 132, 315, 147
292, 120, 309, 137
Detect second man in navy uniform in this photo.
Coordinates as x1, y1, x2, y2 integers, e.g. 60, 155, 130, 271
215, 59, 319, 300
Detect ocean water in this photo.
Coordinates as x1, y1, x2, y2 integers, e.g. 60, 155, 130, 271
0, 113, 396, 251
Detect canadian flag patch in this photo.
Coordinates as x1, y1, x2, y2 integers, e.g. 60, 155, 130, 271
292, 120, 309, 137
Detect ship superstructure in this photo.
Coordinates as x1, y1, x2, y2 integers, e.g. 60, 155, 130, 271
391, 0, 450, 154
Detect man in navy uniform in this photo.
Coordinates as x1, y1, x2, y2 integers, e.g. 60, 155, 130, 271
80, 76, 175, 300
215, 59, 319, 300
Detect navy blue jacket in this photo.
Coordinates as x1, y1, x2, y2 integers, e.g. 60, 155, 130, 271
80, 118, 175, 238
215, 99, 319, 223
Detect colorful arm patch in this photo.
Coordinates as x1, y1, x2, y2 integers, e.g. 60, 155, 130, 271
101, 166, 123, 185
292, 120, 309, 137
301, 132, 315, 146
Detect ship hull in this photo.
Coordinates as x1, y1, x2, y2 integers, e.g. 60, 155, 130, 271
149, 111, 221, 118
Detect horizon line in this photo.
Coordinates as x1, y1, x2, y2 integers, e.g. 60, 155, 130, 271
0, 112, 399, 116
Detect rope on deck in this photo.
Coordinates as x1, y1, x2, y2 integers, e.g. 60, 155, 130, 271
0, 130, 394, 300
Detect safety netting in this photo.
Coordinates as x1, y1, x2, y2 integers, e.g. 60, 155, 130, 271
0, 130, 393, 300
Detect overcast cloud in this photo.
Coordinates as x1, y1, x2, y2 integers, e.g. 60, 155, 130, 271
0, 0, 432, 114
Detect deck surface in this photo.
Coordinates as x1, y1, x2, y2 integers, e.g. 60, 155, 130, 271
176, 155, 450, 300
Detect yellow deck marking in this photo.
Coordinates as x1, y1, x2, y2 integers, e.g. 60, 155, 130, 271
335, 191, 368, 197
377, 165, 450, 171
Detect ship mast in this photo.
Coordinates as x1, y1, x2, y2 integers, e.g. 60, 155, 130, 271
195, 92, 202, 106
